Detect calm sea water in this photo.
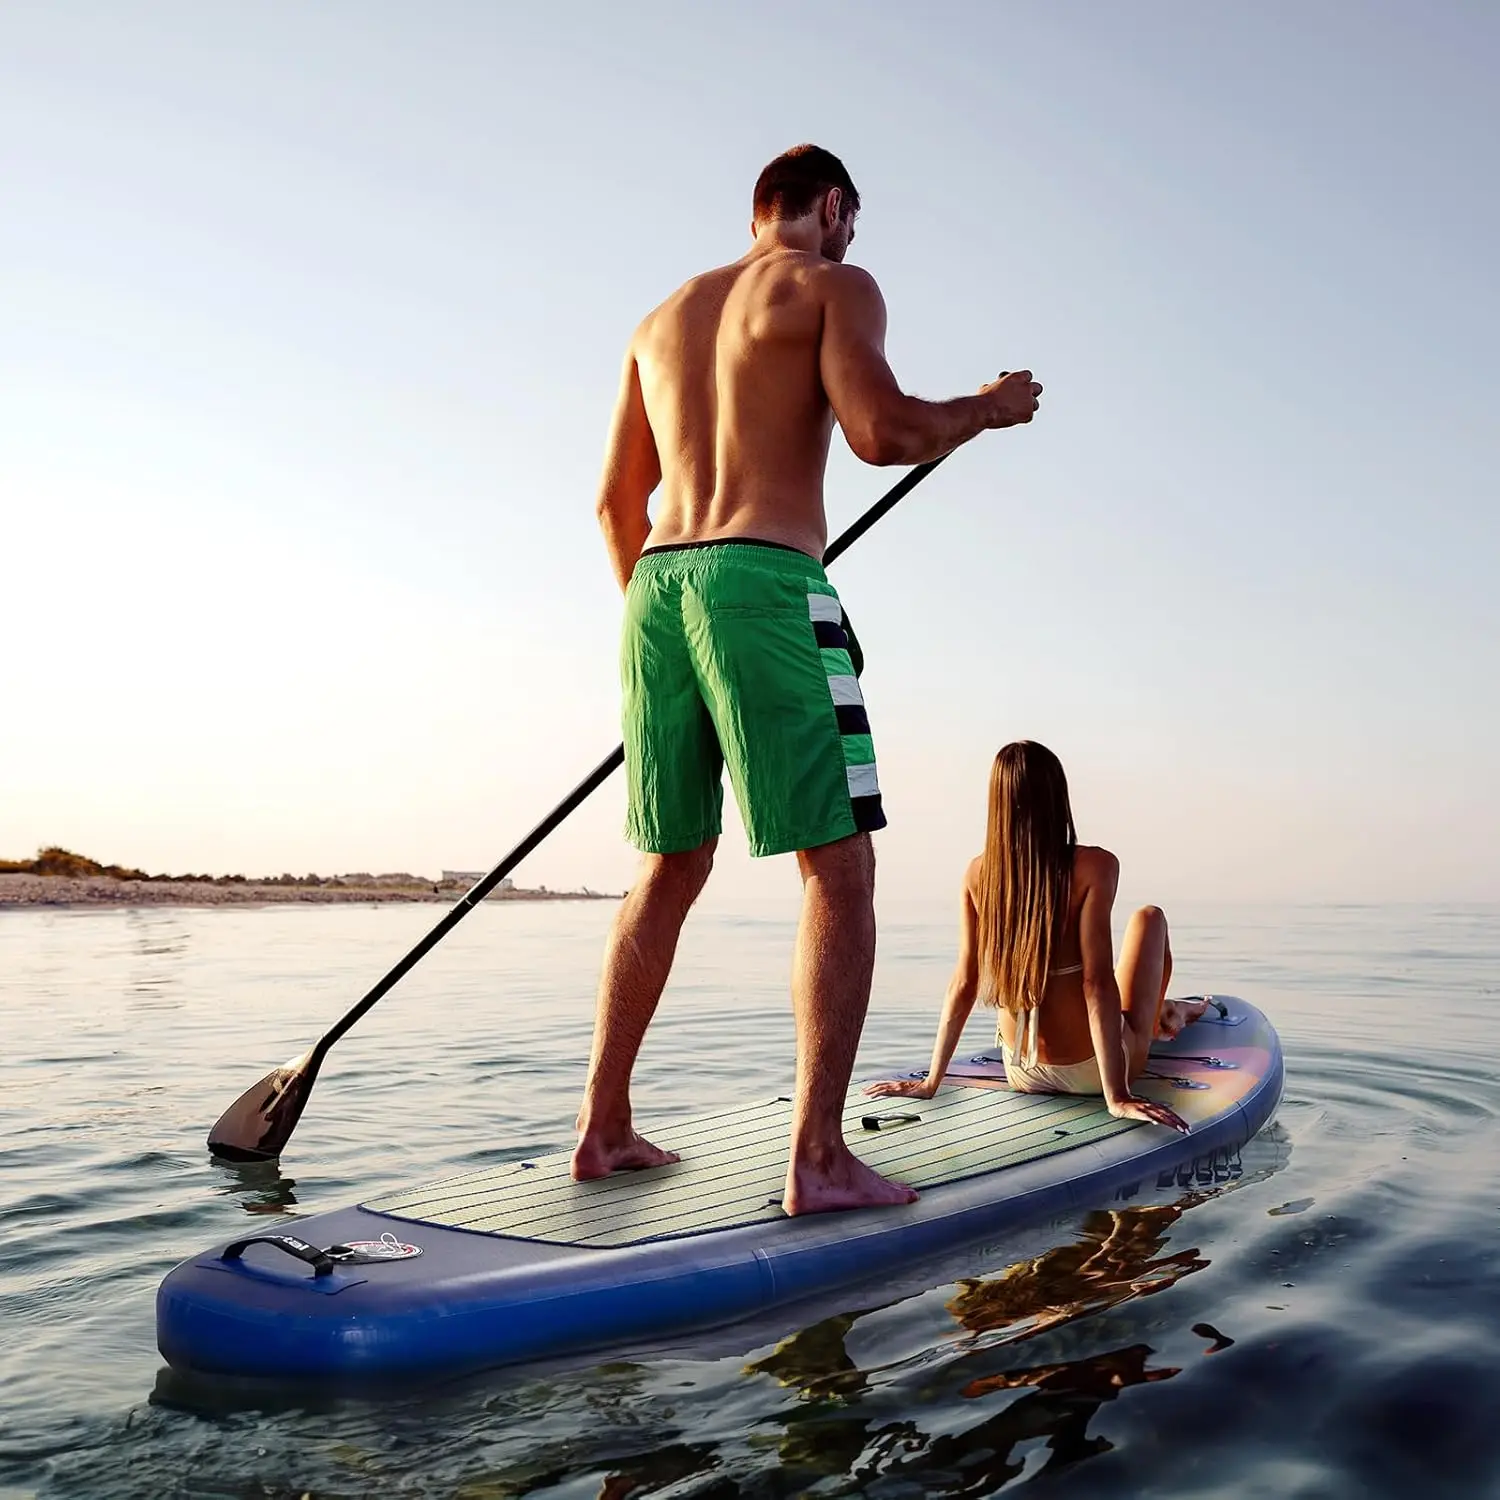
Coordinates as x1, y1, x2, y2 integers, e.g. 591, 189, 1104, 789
2, 895, 1498, 1499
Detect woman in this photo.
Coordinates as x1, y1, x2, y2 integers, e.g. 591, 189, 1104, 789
867, 741, 1196, 1131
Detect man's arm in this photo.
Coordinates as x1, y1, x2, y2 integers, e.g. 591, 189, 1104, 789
595, 345, 662, 592
819, 266, 1041, 466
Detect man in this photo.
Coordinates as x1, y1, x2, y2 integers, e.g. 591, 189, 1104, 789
575, 144, 1042, 1215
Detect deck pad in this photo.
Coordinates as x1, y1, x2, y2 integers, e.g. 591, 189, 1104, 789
367, 1082, 1140, 1248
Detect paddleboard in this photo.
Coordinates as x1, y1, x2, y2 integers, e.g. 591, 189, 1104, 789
156, 993, 1281, 1383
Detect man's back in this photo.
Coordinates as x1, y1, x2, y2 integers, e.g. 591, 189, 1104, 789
634, 247, 840, 559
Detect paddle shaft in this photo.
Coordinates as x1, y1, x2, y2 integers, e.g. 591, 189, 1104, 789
316, 453, 950, 1059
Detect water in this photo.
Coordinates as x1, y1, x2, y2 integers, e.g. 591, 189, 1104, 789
2, 897, 1498, 1498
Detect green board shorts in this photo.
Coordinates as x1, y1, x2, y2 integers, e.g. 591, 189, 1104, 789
621, 539, 886, 858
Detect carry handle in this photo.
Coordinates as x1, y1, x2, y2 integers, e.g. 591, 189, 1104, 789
220, 1232, 335, 1277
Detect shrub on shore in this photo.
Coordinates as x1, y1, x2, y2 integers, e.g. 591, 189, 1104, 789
0, 848, 429, 888
1, 847, 275, 884
0, 847, 151, 880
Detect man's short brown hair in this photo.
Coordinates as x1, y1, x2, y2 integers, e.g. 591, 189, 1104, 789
752, 144, 860, 225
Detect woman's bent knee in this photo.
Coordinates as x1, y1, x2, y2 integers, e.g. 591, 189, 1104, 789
1131, 904, 1168, 935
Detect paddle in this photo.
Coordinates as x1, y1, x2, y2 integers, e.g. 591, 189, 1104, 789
207, 455, 950, 1161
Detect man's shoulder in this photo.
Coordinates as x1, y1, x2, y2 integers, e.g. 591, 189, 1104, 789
824, 257, 883, 293
632, 261, 746, 343
790, 257, 881, 304
629, 255, 883, 354
736, 256, 884, 333
815, 261, 886, 331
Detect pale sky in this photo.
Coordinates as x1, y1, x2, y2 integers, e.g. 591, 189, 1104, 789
2, 2, 1496, 906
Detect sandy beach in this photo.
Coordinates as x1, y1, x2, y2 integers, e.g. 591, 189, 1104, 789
0, 874, 617, 909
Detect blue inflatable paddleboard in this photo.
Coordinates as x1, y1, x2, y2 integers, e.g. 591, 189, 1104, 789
156, 994, 1281, 1382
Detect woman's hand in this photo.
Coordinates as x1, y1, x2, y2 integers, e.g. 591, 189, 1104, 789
1106, 1094, 1190, 1133
863, 1076, 938, 1101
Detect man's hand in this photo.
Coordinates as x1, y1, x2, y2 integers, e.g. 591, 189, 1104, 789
980, 370, 1043, 429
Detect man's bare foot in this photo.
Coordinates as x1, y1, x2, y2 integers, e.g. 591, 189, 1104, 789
570, 1130, 680, 1182
783, 1146, 919, 1217
1156, 997, 1211, 1040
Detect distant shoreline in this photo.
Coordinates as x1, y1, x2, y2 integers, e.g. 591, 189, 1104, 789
0, 874, 620, 910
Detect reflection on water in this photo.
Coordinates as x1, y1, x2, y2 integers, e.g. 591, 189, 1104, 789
1268, 1196, 1316, 1217
595, 1443, 724, 1500
741, 1341, 1185, 1497
911, 1345, 1177, 1491
745, 1194, 1219, 1402
2, 900, 1498, 1499
1191, 1320, 1235, 1353
211, 1159, 300, 1215
735, 1149, 1267, 1495
949, 1199, 1212, 1348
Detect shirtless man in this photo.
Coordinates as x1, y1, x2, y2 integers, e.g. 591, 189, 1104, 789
574, 144, 1043, 1215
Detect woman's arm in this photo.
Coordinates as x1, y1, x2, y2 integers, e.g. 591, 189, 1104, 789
865, 868, 981, 1099
1079, 851, 1188, 1132
1077, 851, 1132, 1106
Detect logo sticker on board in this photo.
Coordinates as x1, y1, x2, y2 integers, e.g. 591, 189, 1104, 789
327, 1232, 423, 1264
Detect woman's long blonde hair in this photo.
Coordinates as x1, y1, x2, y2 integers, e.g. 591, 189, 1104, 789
975, 741, 1078, 1016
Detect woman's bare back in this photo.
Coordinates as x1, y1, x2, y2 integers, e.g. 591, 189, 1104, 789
971, 845, 1110, 1066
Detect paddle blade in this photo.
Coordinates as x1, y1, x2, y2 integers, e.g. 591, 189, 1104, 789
206, 1050, 321, 1161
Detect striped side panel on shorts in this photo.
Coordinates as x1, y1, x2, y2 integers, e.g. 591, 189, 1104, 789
808, 591, 886, 833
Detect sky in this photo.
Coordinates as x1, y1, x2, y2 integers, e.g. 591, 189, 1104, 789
2, 1, 1496, 911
